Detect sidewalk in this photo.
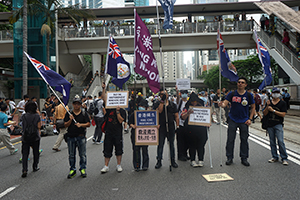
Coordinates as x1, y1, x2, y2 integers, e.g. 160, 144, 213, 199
286, 109, 300, 117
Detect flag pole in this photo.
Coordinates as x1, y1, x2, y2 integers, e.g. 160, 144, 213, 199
24, 52, 77, 123
218, 23, 223, 167
156, 0, 172, 172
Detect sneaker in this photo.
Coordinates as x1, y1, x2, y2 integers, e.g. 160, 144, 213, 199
116, 165, 123, 173
67, 170, 76, 179
268, 158, 278, 163
39, 149, 43, 155
198, 161, 204, 167
96, 142, 101, 145
92, 138, 96, 143
101, 166, 109, 174
100, 141, 103, 144
80, 169, 87, 178
191, 161, 198, 168
282, 160, 289, 166
11, 148, 18, 155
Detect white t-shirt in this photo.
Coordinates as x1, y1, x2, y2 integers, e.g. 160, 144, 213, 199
261, 94, 268, 106
17, 100, 27, 114
84, 99, 94, 110
94, 99, 104, 118
5, 103, 15, 119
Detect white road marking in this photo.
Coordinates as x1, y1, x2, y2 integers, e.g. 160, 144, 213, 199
0, 185, 18, 199
87, 135, 93, 141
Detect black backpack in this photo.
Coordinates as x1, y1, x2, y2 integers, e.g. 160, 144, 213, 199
88, 99, 100, 115
23, 115, 38, 142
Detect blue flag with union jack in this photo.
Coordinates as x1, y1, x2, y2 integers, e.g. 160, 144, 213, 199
254, 30, 272, 90
217, 30, 239, 82
105, 35, 130, 89
25, 52, 71, 105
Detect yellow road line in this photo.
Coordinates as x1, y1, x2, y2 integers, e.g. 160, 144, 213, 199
0, 141, 22, 150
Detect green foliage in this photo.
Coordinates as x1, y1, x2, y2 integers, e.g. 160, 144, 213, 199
127, 73, 146, 85
199, 55, 278, 90
224, 18, 234, 22
4, 80, 14, 90
83, 55, 92, 70
0, 3, 13, 30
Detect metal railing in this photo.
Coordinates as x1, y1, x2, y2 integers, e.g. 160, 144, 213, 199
276, 19, 297, 50
255, 22, 300, 74
58, 20, 253, 39
0, 30, 13, 41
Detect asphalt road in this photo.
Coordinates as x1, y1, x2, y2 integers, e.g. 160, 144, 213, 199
1, 123, 300, 200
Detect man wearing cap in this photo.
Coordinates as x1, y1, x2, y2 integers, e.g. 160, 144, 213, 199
263, 87, 288, 165
136, 92, 143, 108
154, 89, 179, 169
219, 77, 255, 166
64, 95, 90, 178
92, 91, 106, 144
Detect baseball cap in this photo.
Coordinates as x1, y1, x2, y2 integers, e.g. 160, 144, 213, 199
73, 95, 82, 104
272, 87, 280, 93
138, 92, 142, 96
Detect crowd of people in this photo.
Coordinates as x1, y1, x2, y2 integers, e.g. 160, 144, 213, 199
0, 78, 292, 178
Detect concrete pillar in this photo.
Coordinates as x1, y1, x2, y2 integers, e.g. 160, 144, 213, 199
92, 53, 101, 75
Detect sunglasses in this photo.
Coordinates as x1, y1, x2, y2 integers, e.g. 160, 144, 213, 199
238, 81, 246, 84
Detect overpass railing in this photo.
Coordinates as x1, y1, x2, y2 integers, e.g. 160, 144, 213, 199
0, 30, 13, 41
58, 20, 253, 39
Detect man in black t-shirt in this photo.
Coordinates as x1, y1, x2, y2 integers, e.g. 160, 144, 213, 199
153, 89, 179, 169
100, 106, 126, 173
64, 96, 90, 179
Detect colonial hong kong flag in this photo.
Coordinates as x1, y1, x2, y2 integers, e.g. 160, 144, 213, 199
134, 9, 160, 94
105, 35, 130, 89
158, 0, 176, 29
217, 30, 239, 82
254, 30, 272, 90
24, 52, 71, 105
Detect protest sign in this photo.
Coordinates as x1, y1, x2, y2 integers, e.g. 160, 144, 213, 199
134, 110, 158, 127
105, 91, 129, 109
176, 78, 190, 90
188, 106, 211, 127
135, 126, 159, 145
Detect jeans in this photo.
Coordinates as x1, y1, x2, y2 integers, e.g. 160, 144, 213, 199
226, 118, 249, 160
157, 128, 175, 161
267, 124, 288, 161
67, 136, 87, 171
94, 117, 104, 142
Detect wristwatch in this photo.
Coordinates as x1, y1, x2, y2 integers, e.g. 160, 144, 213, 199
273, 110, 276, 113
116, 111, 120, 114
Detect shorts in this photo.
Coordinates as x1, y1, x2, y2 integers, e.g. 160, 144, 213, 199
103, 132, 123, 158
255, 104, 260, 112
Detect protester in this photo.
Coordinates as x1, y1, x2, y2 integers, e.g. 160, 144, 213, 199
82, 88, 87, 97
0, 104, 18, 155
263, 87, 288, 165
219, 77, 255, 166
253, 89, 262, 122
261, 90, 268, 108
282, 29, 290, 48
101, 83, 126, 173
209, 90, 216, 123
21, 101, 41, 178
44, 97, 52, 119
52, 98, 69, 152
136, 92, 143, 108
64, 95, 90, 178
5, 98, 16, 121
176, 87, 189, 161
17, 95, 30, 115
181, 92, 207, 167
129, 99, 151, 171
282, 89, 290, 110
153, 89, 179, 169
92, 91, 106, 144
213, 89, 226, 125
260, 14, 266, 31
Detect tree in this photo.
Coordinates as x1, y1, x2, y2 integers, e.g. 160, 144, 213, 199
9, 0, 95, 95
199, 55, 278, 90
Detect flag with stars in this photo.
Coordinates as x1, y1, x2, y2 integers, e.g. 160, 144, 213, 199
105, 35, 130, 89
25, 52, 71, 105
217, 29, 239, 82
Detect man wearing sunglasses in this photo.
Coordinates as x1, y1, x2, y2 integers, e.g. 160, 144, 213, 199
219, 77, 255, 166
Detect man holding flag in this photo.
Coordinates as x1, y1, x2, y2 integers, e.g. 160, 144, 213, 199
105, 35, 130, 89
254, 30, 272, 90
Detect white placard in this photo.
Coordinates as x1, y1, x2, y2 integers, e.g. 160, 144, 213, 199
105, 91, 129, 109
176, 78, 191, 90
188, 106, 211, 126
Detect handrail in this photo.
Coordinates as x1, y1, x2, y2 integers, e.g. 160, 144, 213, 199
276, 19, 297, 49
254, 22, 300, 75
0, 30, 13, 41
57, 20, 253, 39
